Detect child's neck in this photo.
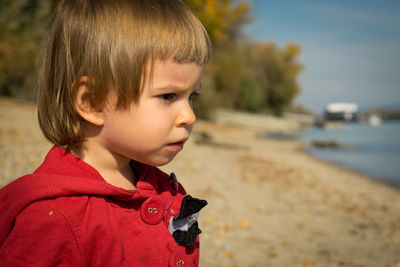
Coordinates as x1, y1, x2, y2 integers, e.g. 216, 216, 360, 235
97, 165, 137, 190
72, 141, 137, 190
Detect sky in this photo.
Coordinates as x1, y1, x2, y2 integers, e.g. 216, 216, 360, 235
244, 0, 400, 113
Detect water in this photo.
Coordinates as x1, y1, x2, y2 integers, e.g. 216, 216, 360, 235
300, 120, 400, 187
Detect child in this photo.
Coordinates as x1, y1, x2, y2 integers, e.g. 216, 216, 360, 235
0, 0, 211, 265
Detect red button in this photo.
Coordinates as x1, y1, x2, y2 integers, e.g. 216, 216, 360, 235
169, 251, 193, 267
140, 197, 164, 225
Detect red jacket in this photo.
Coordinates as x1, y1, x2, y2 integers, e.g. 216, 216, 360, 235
0, 146, 203, 266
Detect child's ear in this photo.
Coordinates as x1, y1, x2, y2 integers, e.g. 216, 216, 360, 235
74, 76, 105, 126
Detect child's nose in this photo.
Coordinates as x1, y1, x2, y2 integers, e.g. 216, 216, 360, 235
176, 101, 196, 128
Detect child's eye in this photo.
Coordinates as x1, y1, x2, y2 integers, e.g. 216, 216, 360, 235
158, 93, 176, 101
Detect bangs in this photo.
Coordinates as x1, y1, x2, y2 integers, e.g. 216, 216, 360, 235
149, 2, 212, 64
105, 0, 212, 106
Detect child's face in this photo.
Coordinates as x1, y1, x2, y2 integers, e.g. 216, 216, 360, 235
98, 59, 204, 167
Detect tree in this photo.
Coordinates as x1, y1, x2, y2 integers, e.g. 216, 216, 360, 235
0, 0, 52, 99
182, 0, 251, 48
244, 42, 303, 115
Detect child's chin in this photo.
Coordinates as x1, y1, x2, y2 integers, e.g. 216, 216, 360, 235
147, 155, 177, 167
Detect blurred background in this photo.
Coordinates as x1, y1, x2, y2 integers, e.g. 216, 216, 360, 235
1, 0, 400, 266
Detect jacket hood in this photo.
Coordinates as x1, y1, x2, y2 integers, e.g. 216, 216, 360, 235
0, 146, 165, 245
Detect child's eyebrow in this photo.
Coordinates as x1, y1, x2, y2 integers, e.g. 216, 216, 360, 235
153, 82, 202, 92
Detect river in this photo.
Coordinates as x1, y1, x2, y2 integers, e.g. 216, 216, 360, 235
301, 120, 400, 187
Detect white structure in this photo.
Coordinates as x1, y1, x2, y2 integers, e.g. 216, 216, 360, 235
368, 114, 382, 126
324, 102, 359, 121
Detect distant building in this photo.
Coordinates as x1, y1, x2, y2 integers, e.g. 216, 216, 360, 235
324, 102, 358, 121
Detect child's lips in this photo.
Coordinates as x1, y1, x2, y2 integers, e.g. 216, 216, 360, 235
166, 142, 184, 151
166, 138, 188, 151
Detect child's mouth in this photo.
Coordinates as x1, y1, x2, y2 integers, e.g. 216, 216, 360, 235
166, 138, 187, 151
166, 142, 184, 151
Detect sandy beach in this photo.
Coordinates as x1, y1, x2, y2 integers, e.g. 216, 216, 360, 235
1, 97, 399, 267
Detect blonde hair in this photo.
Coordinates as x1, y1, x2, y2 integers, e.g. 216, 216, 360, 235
37, 0, 211, 149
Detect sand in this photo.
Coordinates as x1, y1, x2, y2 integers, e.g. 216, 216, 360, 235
1, 97, 399, 267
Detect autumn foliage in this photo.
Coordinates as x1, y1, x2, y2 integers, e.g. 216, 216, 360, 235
182, 0, 303, 116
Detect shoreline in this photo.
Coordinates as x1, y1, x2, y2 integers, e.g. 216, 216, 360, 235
215, 108, 400, 190
299, 123, 400, 190
1, 98, 400, 266
299, 143, 400, 190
